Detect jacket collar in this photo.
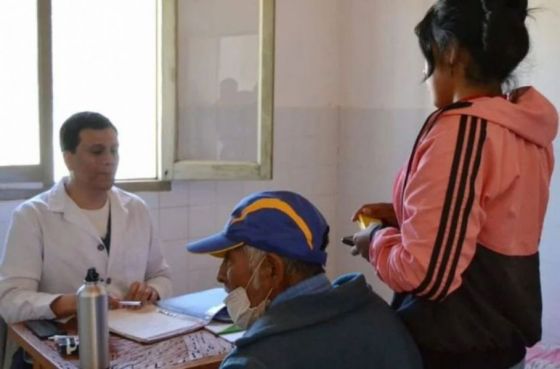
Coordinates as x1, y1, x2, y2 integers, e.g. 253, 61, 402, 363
45, 178, 131, 241
236, 273, 373, 347
46, 177, 130, 214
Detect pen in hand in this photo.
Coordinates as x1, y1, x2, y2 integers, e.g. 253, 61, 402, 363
118, 300, 143, 308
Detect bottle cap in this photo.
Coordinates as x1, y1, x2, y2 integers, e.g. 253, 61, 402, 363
84, 267, 100, 282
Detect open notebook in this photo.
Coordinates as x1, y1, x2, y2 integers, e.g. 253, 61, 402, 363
108, 288, 230, 343
108, 305, 205, 343
156, 288, 230, 323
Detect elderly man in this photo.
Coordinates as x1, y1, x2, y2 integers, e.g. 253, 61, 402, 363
187, 191, 422, 369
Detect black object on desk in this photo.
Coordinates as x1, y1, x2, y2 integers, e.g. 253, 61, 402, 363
24, 320, 66, 339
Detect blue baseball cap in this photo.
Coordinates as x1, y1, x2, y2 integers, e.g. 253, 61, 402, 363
186, 191, 329, 265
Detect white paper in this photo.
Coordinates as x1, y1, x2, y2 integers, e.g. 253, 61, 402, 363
108, 305, 205, 343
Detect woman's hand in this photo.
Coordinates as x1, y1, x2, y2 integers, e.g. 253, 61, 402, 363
352, 202, 398, 228
125, 282, 159, 304
350, 226, 376, 261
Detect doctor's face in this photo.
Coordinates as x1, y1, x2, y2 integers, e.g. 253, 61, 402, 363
64, 128, 119, 192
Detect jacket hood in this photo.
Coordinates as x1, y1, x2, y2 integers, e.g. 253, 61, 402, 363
442, 86, 558, 148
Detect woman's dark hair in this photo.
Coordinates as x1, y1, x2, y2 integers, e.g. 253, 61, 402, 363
60, 111, 117, 153
415, 0, 530, 85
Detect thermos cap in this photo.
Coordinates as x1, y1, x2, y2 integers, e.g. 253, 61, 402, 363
84, 267, 100, 282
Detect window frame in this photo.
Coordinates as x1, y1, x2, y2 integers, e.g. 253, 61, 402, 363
0, 0, 171, 200
161, 0, 275, 181
0, 0, 53, 200
0, 0, 275, 201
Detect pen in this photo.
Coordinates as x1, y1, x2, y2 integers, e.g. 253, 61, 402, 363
119, 300, 143, 307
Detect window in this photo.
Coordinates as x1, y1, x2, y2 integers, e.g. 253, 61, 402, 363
0, 0, 275, 199
0, 0, 167, 197
163, 0, 274, 180
51, 0, 159, 181
0, 1, 41, 180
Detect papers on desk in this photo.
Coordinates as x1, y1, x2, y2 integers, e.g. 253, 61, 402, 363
205, 321, 245, 343
108, 288, 231, 343
108, 305, 205, 343
156, 287, 231, 323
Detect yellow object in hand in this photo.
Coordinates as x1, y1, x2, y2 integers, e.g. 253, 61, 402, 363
356, 214, 382, 230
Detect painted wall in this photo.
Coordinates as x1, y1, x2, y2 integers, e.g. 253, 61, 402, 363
334, 0, 433, 300
334, 0, 560, 343
523, 0, 560, 343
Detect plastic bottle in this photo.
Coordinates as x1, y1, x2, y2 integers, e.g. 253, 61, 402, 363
77, 267, 109, 369
356, 214, 382, 230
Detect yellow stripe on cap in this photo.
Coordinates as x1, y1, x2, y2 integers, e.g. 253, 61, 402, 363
210, 242, 245, 258
230, 198, 314, 250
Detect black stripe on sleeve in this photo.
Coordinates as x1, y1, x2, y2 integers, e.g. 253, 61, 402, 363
436, 119, 487, 300
425, 116, 479, 300
412, 114, 469, 296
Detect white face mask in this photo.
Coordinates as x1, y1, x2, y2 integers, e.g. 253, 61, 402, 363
224, 257, 272, 329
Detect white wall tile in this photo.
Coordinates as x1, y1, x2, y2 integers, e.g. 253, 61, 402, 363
136, 192, 159, 209
185, 266, 224, 294
159, 180, 189, 208
149, 208, 160, 236
187, 205, 218, 240
160, 239, 190, 295
188, 182, 218, 206
0, 201, 21, 223
159, 207, 189, 241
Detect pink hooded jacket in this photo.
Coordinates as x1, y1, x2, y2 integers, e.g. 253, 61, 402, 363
370, 87, 558, 367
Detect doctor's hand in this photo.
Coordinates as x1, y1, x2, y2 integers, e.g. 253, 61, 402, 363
50, 294, 77, 318
108, 295, 122, 310
352, 202, 398, 228
125, 281, 159, 304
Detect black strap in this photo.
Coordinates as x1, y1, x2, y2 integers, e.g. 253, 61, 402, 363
101, 209, 111, 254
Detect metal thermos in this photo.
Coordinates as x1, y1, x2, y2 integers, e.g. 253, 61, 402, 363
77, 267, 109, 369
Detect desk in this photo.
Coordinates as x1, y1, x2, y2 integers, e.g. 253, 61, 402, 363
8, 322, 233, 369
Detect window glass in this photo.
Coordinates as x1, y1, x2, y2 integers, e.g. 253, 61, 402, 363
52, 0, 158, 180
0, 0, 40, 166
177, 0, 260, 162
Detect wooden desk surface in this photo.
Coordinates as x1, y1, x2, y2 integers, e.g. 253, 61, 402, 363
8, 322, 233, 369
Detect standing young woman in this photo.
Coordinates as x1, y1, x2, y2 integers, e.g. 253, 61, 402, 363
350, 1, 558, 369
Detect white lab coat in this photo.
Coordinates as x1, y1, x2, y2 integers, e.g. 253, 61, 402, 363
0, 179, 172, 324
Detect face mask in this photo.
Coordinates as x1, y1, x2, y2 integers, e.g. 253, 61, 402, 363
224, 257, 272, 329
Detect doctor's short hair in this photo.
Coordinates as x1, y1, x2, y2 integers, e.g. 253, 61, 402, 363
60, 111, 118, 153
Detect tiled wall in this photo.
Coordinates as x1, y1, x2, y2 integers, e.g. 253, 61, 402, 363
335, 0, 560, 343
334, 107, 429, 301
0, 0, 341, 297
153, 106, 340, 295
0, 106, 340, 296
333, 0, 433, 299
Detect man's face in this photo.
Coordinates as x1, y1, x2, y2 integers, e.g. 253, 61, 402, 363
64, 128, 119, 192
217, 246, 271, 307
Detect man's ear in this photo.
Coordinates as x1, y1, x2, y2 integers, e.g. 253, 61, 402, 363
63, 151, 73, 171
264, 253, 286, 289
